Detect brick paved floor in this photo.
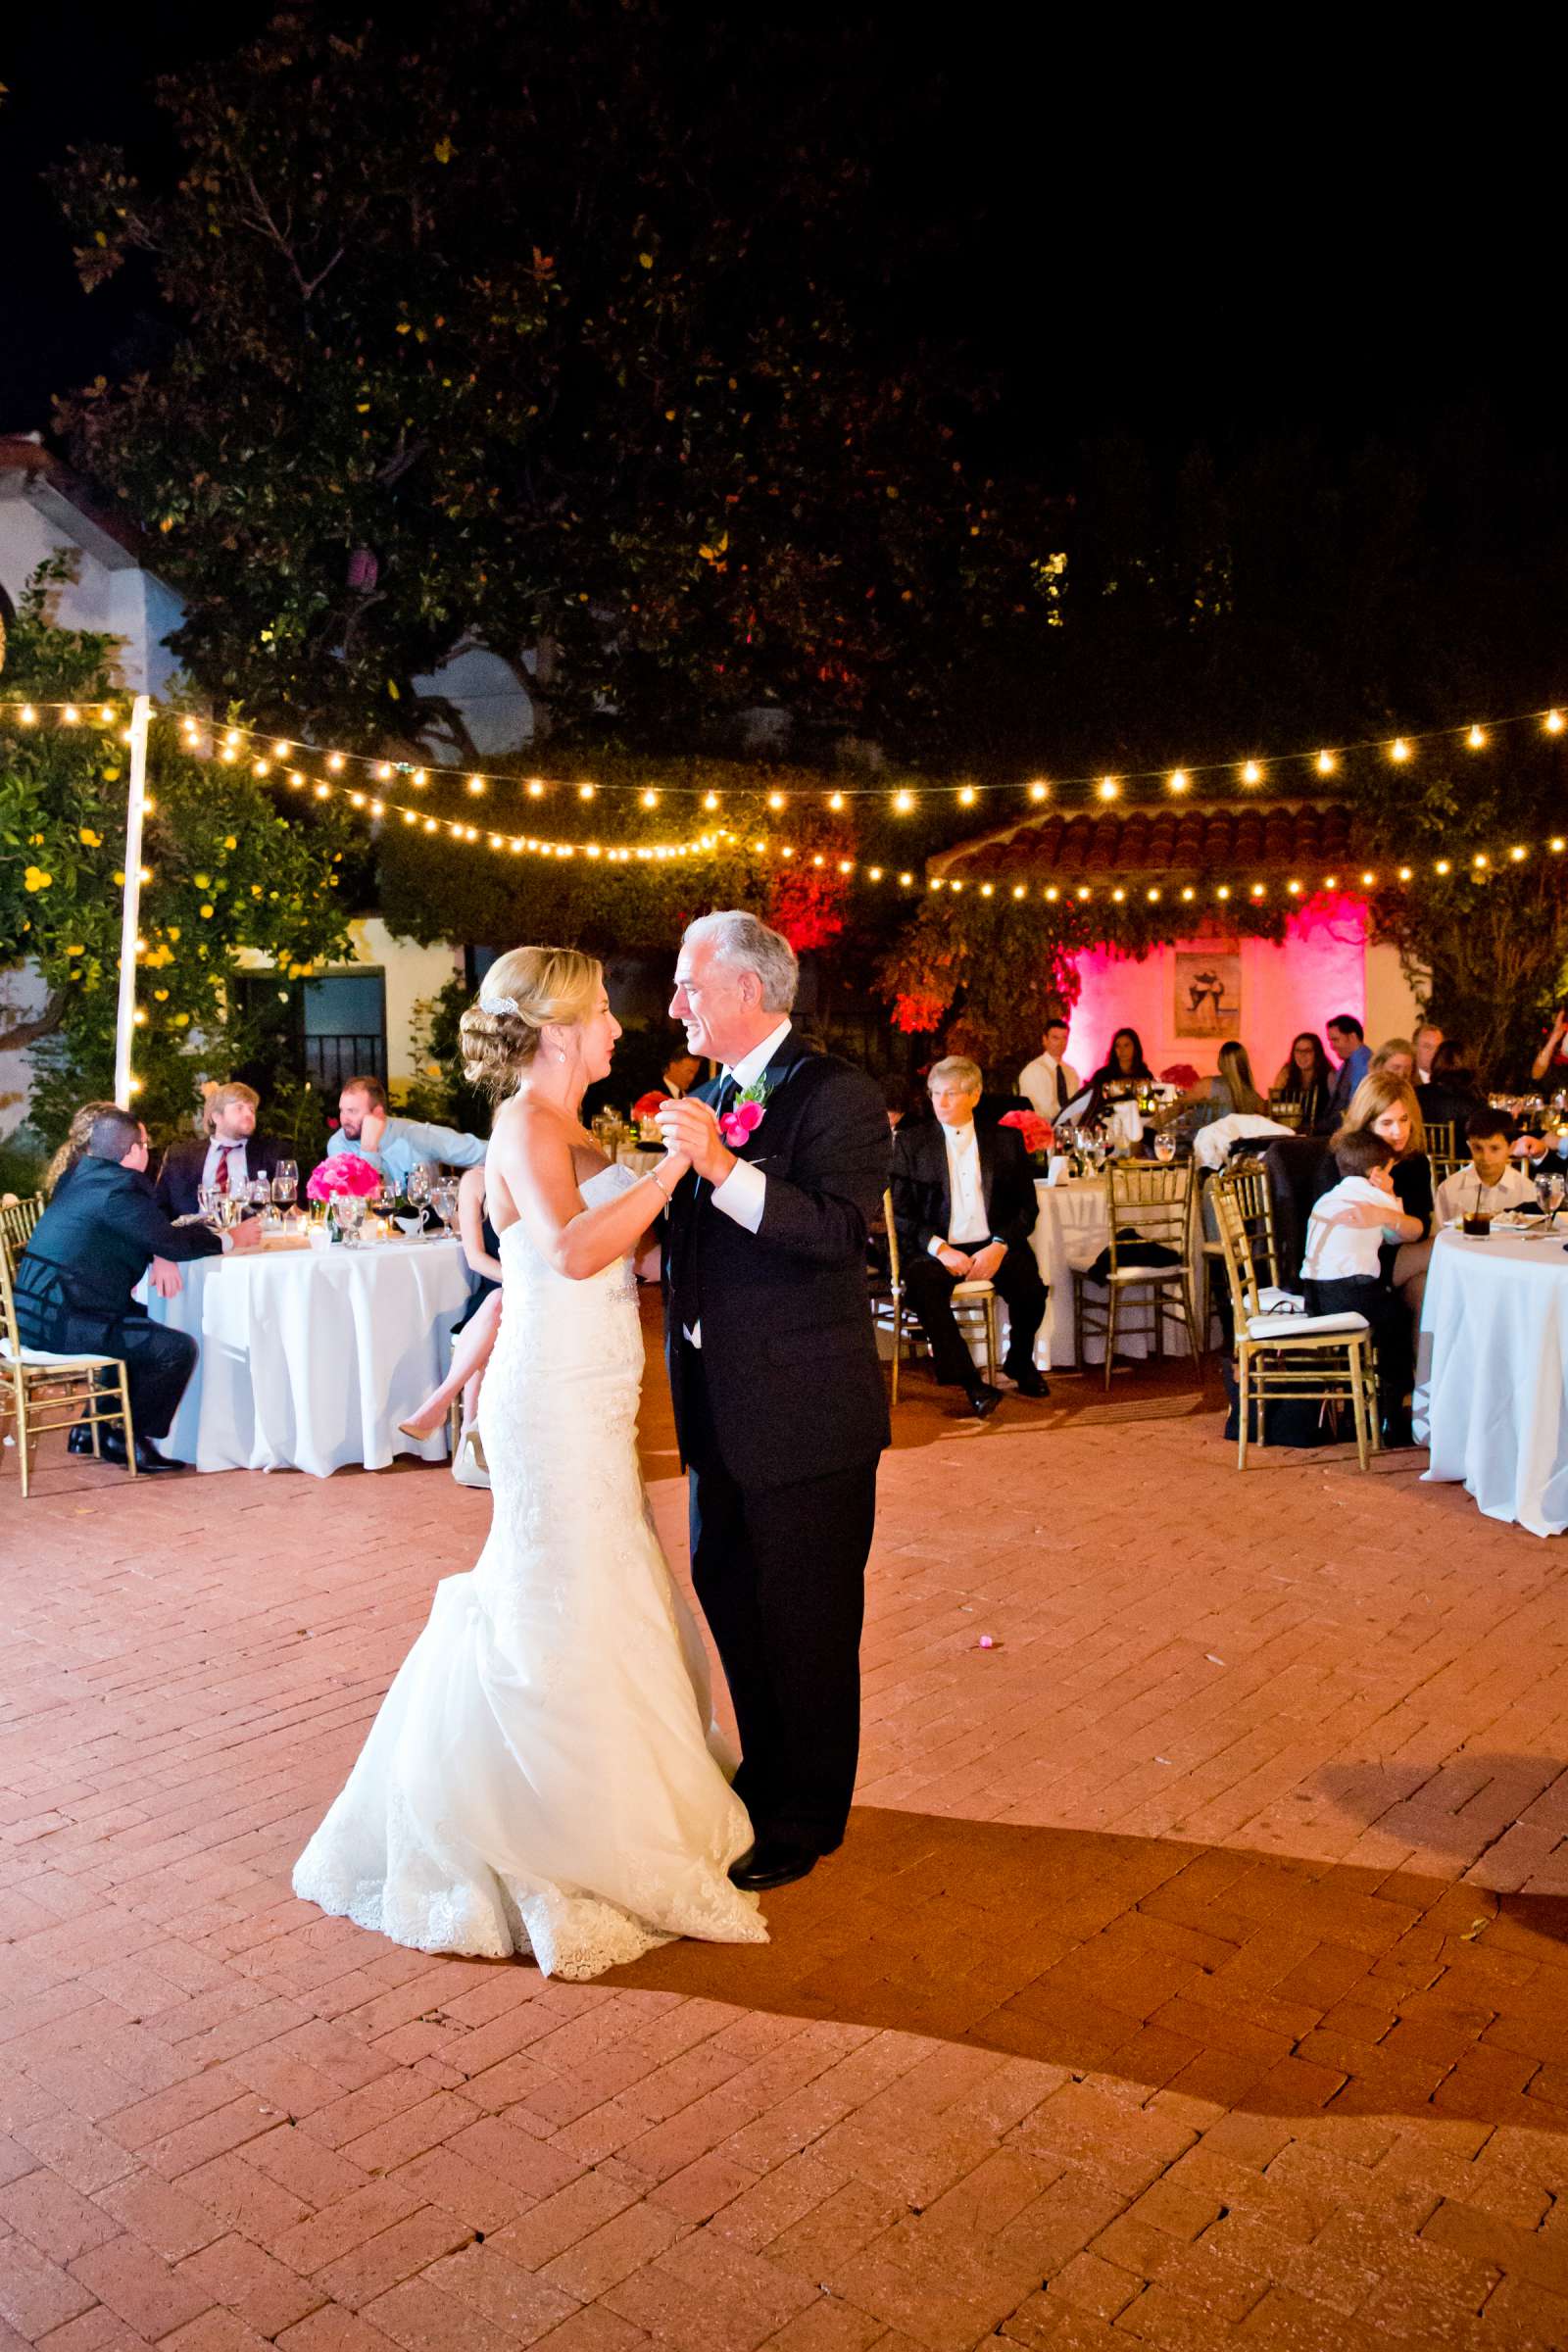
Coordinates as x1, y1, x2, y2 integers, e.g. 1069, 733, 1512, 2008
6, 1298, 1568, 2350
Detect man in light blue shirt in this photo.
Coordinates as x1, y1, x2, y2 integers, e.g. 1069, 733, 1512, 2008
327, 1074, 487, 1190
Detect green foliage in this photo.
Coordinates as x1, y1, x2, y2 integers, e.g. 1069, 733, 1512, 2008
1, 564, 354, 1149
401, 975, 491, 1136
50, 7, 1035, 762
1359, 741, 1568, 1081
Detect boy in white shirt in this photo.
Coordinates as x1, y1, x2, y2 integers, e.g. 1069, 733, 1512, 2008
1302, 1130, 1426, 1446
1435, 1107, 1541, 1226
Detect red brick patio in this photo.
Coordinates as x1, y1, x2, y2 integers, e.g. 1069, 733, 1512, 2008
5, 1300, 1568, 2350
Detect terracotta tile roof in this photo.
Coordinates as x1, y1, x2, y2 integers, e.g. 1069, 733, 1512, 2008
937, 799, 1361, 880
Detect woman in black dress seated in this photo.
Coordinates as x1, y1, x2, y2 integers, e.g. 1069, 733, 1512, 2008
1072, 1026, 1155, 1126
1327, 1069, 1434, 1332
1270, 1031, 1334, 1132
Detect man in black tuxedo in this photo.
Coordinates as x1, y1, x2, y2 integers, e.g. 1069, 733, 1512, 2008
14, 1105, 263, 1471
658, 911, 890, 1894
155, 1082, 287, 1218
891, 1055, 1049, 1417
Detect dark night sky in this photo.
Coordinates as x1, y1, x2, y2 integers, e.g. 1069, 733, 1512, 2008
2, 8, 1560, 471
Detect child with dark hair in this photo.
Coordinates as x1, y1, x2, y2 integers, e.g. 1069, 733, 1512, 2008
1434, 1108, 1539, 1226
1300, 1130, 1426, 1446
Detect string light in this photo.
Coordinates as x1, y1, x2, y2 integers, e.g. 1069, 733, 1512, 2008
1390, 738, 1411, 761
828, 791, 846, 811
1167, 770, 1189, 794
1028, 779, 1051, 802
957, 785, 977, 807
1468, 725, 1487, 748
1316, 751, 1337, 775
1098, 777, 1119, 801
1241, 761, 1262, 786
1549, 710, 1566, 734
466, 775, 485, 795
893, 790, 914, 813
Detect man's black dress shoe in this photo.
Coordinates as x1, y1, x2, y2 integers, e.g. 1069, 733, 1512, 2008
1005, 1364, 1051, 1398
130, 1438, 188, 1474
729, 1840, 818, 1891
67, 1420, 104, 1456
962, 1383, 1002, 1419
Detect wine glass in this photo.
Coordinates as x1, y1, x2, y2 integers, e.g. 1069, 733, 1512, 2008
334, 1193, 367, 1247
1154, 1131, 1177, 1164
271, 1159, 297, 1209
431, 1178, 460, 1234
407, 1163, 433, 1209
197, 1184, 220, 1223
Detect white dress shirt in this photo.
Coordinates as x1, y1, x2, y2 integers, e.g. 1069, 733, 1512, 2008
1301, 1175, 1404, 1283
1016, 1052, 1080, 1120
684, 1018, 792, 1344
204, 1136, 253, 1193
1434, 1162, 1540, 1225
934, 1117, 989, 1251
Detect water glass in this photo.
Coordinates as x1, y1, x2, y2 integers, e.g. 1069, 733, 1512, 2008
197, 1184, 220, 1222
407, 1164, 432, 1207
1154, 1132, 1177, 1164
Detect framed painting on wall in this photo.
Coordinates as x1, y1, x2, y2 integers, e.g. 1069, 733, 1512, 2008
1174, 950, 1242, 1038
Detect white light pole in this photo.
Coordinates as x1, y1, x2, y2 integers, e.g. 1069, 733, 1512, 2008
113, 692, 151, 1110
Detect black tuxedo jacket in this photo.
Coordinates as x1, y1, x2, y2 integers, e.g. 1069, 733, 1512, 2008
155, 1133, 287, 1219
890, 1117, 1040, 1261
663, 1034, 891, 1492
14, 1157, 222, 1345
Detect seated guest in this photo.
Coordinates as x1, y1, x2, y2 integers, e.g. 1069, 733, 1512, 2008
1271, 1031, 1334, 1132
155, 1081, 286, 1216
1414, 1022, 1444, 1085
13, 1106, 262, 1473
1068, 1026, 1155, 1127
1435, 1108, 1540, 1225
1160, 1040, 1268, 1140
1333, 1069, 1434, 1319
1018, 1015, 1080, 1121
43, 1100, 120, 1199
662, 1045, 703, 1099
1418, 1039, 1485, 1135
891, 1055, 1049, 1418
1322, 1013, 1371, 1127
1301, 1128, 1425, 1447
330, 1074, 487, 1190
1531, 1005, 1568, 1086
397, 1163, 503, 1487
1369, 1037, 1416, 1084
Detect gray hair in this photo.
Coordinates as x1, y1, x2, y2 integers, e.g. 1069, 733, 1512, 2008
682, 909, 799, 1012
929, 1055, 982, 1093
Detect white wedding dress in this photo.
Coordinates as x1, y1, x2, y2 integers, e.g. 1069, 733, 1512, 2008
292, 1163, 766, 1980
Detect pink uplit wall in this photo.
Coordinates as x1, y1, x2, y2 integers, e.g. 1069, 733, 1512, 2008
1060, 896, 1371, 1090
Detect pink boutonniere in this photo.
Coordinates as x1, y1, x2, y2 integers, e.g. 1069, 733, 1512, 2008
718, 1078, 772, 1147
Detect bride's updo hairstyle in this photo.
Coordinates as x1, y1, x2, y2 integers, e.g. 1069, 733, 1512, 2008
459, 946, 604, 1101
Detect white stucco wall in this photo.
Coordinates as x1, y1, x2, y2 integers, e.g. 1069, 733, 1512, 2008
0, 494, 182, 694
347, 919, 465, 1082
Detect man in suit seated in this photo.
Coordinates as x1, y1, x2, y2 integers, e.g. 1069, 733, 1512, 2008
155, 1081, 286, 1217
14, 1105, 263, 1473
891, 1055, 1049, 1418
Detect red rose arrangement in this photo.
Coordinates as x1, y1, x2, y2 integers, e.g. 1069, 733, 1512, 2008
1160, 1063, 1200, 1090
631, 1090, 670, 1120
999, 1108, 1055, 1159
306, 1152, 381, 1202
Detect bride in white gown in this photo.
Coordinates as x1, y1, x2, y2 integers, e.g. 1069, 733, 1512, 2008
293, 946, 766, 1980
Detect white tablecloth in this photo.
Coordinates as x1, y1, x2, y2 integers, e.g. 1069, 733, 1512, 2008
1418, 1225, 1568, 1537
143, 1238, 474, 1475
1027, 1175, 1203, 1369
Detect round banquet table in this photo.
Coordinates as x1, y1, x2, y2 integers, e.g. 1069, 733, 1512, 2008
1417, 1224, 1568, 1537
1026, 1174, 1204, 1369
141, 1236, 474, 1476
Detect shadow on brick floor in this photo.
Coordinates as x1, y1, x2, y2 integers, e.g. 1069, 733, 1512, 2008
605, 1803, 1568, 2131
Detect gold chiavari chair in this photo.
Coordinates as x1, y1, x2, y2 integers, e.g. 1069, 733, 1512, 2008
1210, 1168, 1379, 1471
1074, 1160, 1200, 1391
876, 1189, 1000, 1405
0, 1241, 138, 1498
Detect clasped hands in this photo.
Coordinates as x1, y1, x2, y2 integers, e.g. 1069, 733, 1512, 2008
936, 1239, 1006, 1281
654, 1096, 735, 1187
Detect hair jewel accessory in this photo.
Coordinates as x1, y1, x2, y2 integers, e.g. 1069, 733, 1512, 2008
479, 991, 519, 1015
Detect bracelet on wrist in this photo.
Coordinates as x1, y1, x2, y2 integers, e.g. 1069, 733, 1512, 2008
647, 1167, 675, 1200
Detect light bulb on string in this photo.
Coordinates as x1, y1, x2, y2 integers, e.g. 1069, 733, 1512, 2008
827, 791, 845, 811
1167, 770, 1189, 794
893, 789, 914, 813
1098, 777, 1119, 801
703, 791, 719, 811
527, 780, 546, 799
466, 775, 485, 795
1241, 761, 1262, 786
327, 752, 345, 773
640, 789, 659, 809
1315, 751, 1337, 775
1390, 738, 1411, 762
1549, 710, 1566, 734
1467, 725, 1487, 748
1028, 779, 1051, 802
766, 792, 786, 811
272, 741, 289, 760
957, 785, 977, 807
578, 783, 596, 801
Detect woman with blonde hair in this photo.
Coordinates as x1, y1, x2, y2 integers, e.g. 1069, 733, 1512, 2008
1369, 1037, 1417, 1084
295, 945, 767, 1979
45, 1100, 184, 1298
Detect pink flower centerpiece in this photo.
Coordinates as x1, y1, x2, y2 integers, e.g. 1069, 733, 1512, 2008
999, 1108, 1054, 1162
306, 1152, 381, 1203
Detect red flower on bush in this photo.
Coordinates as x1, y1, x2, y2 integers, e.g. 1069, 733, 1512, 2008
1000, 1108, 1054, 1157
